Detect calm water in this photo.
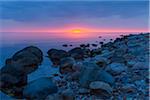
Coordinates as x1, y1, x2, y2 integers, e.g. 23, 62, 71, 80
0, 32, 137, 66
0, 32, 140, 92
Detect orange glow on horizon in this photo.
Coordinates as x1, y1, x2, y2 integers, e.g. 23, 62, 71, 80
71, 29, 82, 33
0, 27, 148, 33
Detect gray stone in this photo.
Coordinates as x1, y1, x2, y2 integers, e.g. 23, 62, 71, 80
0, 46, 43, 99
79, 62, 114, 88
89, 81, 113, 96
131, 62, 149, 70
59, 57, 76, 74
61, 89, 75, 100
106, 63, 127, 75
68, 47, 89, 60
47, 49, 68, 65
23, 77, 58, 100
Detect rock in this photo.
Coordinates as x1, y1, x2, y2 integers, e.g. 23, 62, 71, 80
105, 63, 127, 75
91, 44, 98, 47
46, 94, 63, 100
121, 84, 137, 93
23, 77, 58, 100
47, 49, 68, 65
91, 55, 107, 68
79, 62, 114, 87
59, 57, 76, 74
131, 62, 149, 70
79, 62, 100, 87
61, 89, 75, 100
68, 47, 88, 60
0, 46, 43, 99
126, 60, 136, 67
96, 70, 115, 85
78, 88, 90, 94
0, 73, 27, 99
62, 44, 68, 47
89, 81, 113, 95
90, 48, 101, 57
4, 46, 43, 74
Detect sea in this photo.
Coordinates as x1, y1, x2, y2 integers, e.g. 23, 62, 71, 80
0, 32, 141, 99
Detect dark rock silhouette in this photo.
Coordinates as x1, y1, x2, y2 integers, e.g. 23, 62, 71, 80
47, 49, 69, 66
62, 44, 68, 47
68, 47, 91, 60
0, 46, 43, 99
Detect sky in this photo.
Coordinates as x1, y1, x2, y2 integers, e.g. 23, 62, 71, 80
0, 1, 149, 32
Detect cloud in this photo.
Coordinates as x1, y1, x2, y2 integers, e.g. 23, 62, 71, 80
0, 1, 149, 32
0, 1, 149, 22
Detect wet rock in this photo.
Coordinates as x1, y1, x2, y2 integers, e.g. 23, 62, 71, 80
121, 84, 137, 93
78, 88, 90, 94
59, 57, 76, 74
91, 56, 107, 68
46, 94, 63, 100
69, 44, 73, 47
89, 81, 113, 96
99, 36, 102, 38
96, 70, 115, 85
0, 73, 27, 98
0, 46, 43, 98
79, 62, 114, 87
6, 46, 43, 74
68, 47, 89, 60
131, 62, 149, 70
61, 89, 75, 100
23, 77, 58, 100
79, 62, 100, 87
105, 63, 127, 75
62, 44, 68, 47
47, 49, 68, 65
91, 44, 98, 47
90, 48, 101, 57
99, 41, 104, 45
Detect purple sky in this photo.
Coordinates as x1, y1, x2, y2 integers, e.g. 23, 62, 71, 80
0, 1, 149, 32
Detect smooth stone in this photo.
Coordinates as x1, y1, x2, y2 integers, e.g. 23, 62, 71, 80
105, 63, 127, 75
121, 84, 137, 93
96, 70, 115, 85
0, 46, 43, 99
68, 47, 89, 60
78, 88, 90, 94
23, 77, 58, 100
2, 46, 43, 75
89, 81, 113, 95
79, 62, 114, 88
91, 55, 107, 68
61, 89, 75, 100
131, 62, 148, 70
79, 62, 101, 87
59, 57, 76, 74
90, 48, 101, 57
47, 49, 68, 65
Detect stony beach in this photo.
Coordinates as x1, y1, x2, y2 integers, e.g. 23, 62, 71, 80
0, 33, 149, 100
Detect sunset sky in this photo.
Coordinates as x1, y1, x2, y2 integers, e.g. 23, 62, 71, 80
0, 1, 149, 32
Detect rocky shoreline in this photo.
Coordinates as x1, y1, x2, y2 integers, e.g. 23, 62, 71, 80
0, 33, 149, 100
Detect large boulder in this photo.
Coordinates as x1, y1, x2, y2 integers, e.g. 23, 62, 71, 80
59, 57, 76, 74
4, 46, 43, 74
105, 63, 127, 75
23, 77, 58, 100
89, 81, 113, 96
0, 46, 43, 98
79, 62, 114, 88
68, 47, 90, 60
47, 49, 68, 66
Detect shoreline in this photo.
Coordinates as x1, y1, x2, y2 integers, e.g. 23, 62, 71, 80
0, 32, 149, 99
